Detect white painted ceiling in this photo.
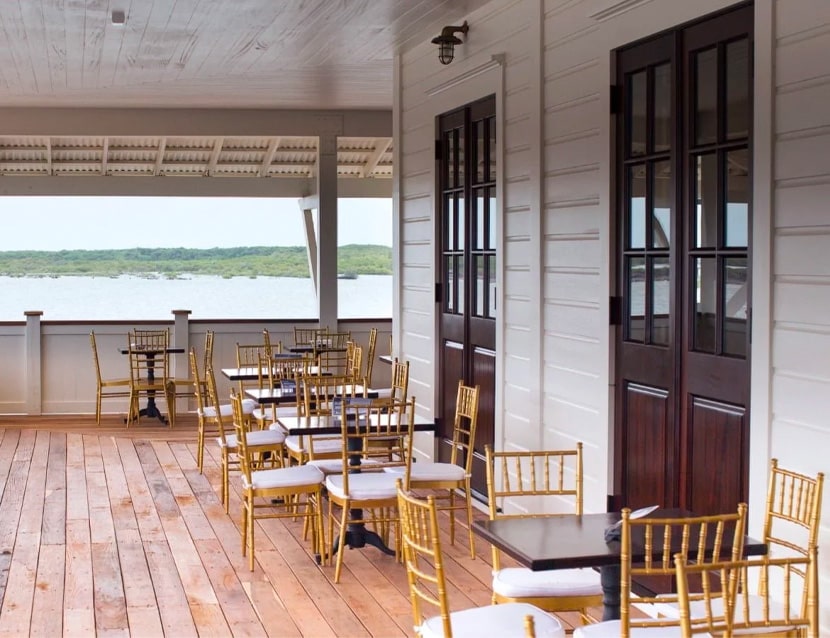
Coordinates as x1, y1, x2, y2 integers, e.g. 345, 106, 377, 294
0, 0, 486, 110
0, 1, 485, 180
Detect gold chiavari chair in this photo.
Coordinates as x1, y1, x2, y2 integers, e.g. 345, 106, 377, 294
205, 361, 285, 512
126, 331, 176, 427
283, 373, 361, 467
251, 352, 309, 431
294, 326, 329, 348
397, 380, 479, 558
90, 331, 135, 425
485, 444, 603, 625
396, 481, 566, 637
573, 504, 748, 638
673, 546, 819, 637
364, 327, 378, 386
319, 331, 351, 375
372, 357, 410, 400
235, 342, 271, 396
231, 390, 325, 571
326, 397, 415, 582
655, 458, 824, 621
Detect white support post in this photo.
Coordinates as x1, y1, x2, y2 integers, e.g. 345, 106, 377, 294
301, 206, 319, 296
24, 310, 43, 415
317, 134, 338, 329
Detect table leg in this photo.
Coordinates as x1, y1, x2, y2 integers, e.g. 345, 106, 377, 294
137, 354, 167, 424
330, 433, 396, 557
600, 564, 621, 621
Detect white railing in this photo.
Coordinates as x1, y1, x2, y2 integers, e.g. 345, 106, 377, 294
0, 311, 392, 416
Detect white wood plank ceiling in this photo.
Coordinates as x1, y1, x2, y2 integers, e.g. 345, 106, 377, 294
0, 0, 487, 180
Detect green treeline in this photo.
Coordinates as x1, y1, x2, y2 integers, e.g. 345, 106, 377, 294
0, 245, 392, 279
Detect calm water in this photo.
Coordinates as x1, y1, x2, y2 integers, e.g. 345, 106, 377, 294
0, 274, 392, 321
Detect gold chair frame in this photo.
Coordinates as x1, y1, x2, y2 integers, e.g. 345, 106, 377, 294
485, 442, 603, 622
90, 331, 135, 425
406, 380, 479, 558
231, 391, 324, 571
126, 332, 176, 427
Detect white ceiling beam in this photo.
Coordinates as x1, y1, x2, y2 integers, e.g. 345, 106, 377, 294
45, 138, 52, 176
206, 137, 224, 176
101, 138, 109, 176
259, 137, 281, 177
360, 138, 392, 177
154, 138, 167, 175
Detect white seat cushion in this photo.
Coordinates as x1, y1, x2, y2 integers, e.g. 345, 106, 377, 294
573, 619, 684, 638
285, 435, 342, 455
202, 398, 257, 418
387, 462, 466, 482
493, 567, 603, 598
254, 406, 298, 422
652, 595, 794, 634
326, 472, 398, 500
218, 428, 285, 448
308, 458, 381, 475
370, 387, 394, 399
242, 464, 323, 490
419, 602, 565, 638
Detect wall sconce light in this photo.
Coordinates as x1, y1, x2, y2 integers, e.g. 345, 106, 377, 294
431, 21, 468, 65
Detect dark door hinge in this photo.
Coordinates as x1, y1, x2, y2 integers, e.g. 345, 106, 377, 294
434, 139, 442, 161
610, 84, 621, 115
435, 282, 442, 303
609, 295, 622, 326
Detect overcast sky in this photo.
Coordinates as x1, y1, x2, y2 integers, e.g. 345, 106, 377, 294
0, 196, 392, 250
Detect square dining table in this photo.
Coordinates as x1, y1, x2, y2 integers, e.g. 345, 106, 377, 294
472, 508, 767, 622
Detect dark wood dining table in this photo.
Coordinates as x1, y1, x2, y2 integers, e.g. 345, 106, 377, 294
471, 509, 767, 622
244, 383, 374, 405
118, 345, 184, 424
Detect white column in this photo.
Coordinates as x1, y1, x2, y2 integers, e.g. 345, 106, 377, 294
317, 134, 338, 329
24, 310, 43, 415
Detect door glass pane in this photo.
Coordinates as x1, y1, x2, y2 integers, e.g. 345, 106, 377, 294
651, 257, 670, 346
723, 258, 747, 357
695, 47, 718, 146
446, 130, 456, 189
475, 192, 485, 249
474, 119, 485, 183
457, 127, 465, 186
629, 71, 647, 157
488, 190, 496, 249
445, 194, 454, 250
693, 257, 717, 353
456, 256, 465, 314
653, 63, 671, 153
725, 148, 749, 247
457, 196, 465, 250
474, 255, 485, 317
488, 117, 497, 182
444, 256, 454, 313
726, 39, 750, 140
488, 254, 497, 317
694, 153, 718, 248
627, 257, 646, 342
652, 160, 671, 248
629, 164, 646, 249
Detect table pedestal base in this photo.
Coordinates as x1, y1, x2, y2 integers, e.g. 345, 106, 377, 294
599, 564, 621, 621
332, 515, 395, 557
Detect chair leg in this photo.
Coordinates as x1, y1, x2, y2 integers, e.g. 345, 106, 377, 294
247, 497, 256, 571
241, 499, 248, 557
464, 480, 475, 559
196, 421, 205, 473
222, 450, 230, 514
334, 501, 350, 583
448, 490, 456, 545
95, 389, 102, 425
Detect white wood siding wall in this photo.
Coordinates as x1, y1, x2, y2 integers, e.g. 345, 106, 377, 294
397, 0, 828, 622
770, 0, 830, 623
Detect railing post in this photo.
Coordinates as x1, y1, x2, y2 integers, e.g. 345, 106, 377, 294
172, 308, 192, 381
24, 310, 43, 416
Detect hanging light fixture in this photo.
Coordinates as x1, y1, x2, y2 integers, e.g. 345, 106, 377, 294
431, 21, 468, 65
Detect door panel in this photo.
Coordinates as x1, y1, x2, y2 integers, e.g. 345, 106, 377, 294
614, 4, 752, 515
437, 95, 497, 498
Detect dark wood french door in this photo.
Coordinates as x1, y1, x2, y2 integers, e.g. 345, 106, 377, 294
437, 95, 497, 497
614, 4, 753, 515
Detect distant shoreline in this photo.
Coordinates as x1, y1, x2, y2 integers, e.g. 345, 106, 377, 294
0, 244, 392, 278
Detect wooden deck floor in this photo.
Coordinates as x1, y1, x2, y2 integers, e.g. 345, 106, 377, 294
0, 414, 583, 637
